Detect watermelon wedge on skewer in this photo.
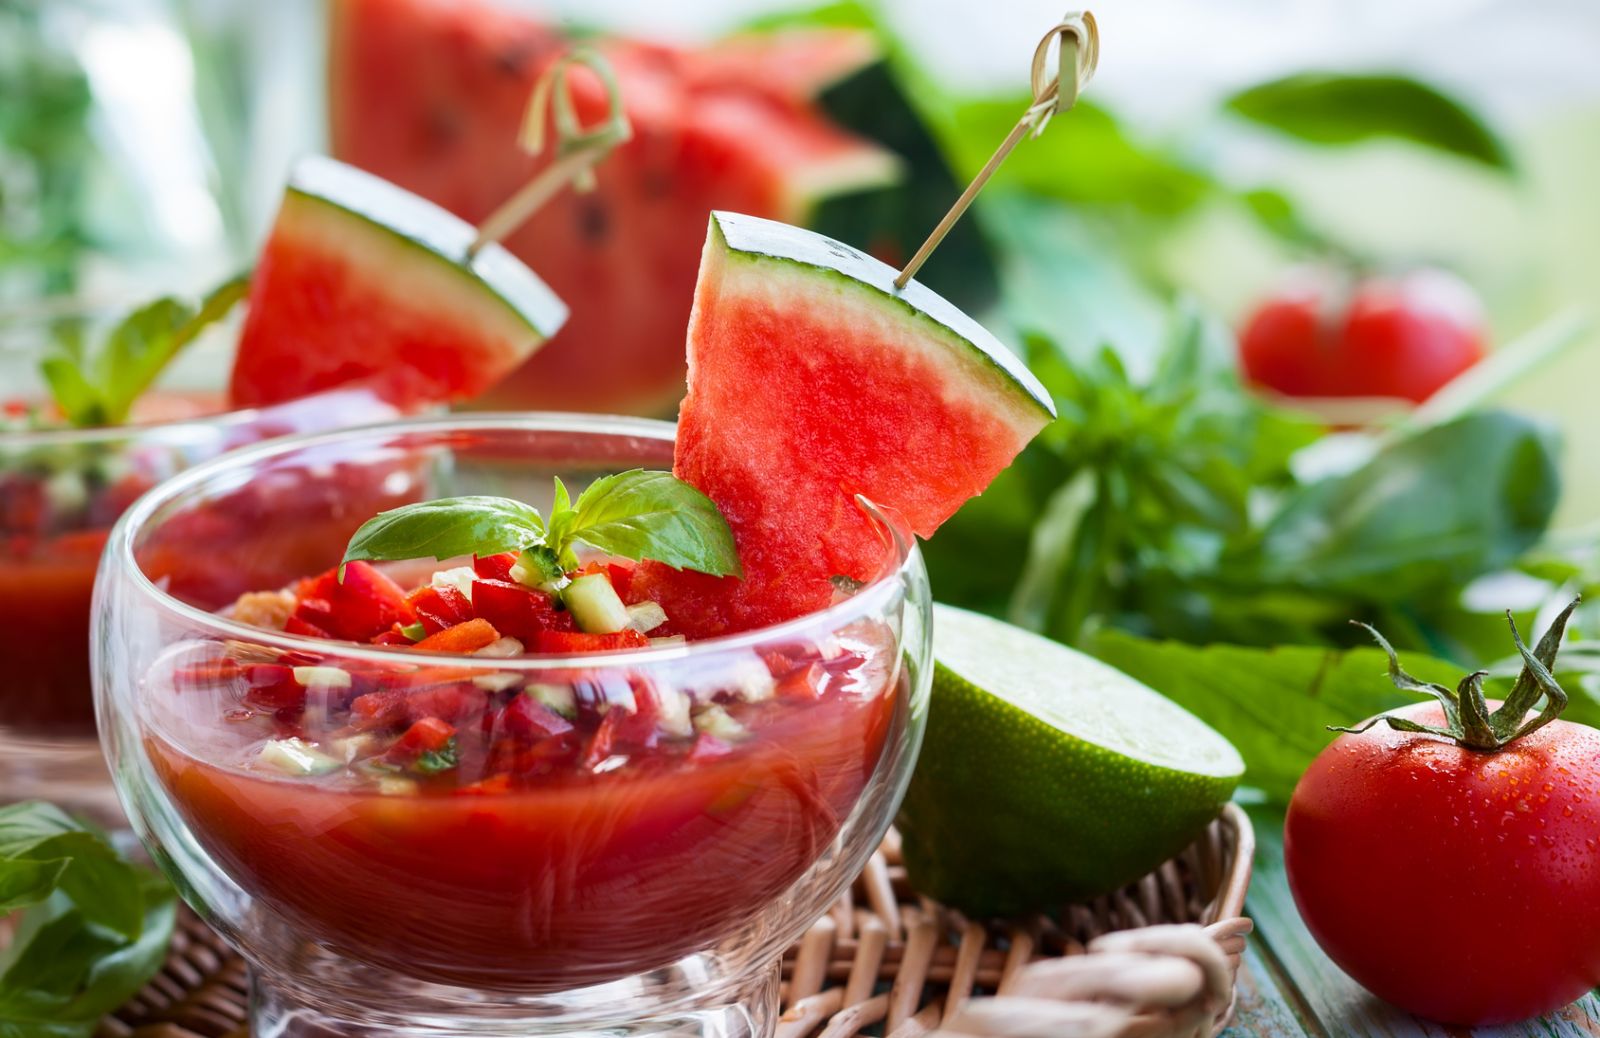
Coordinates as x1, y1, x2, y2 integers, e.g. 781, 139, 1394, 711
229, 156, 567, 410
638, 213, 1054, 637
326, 0, 990, 415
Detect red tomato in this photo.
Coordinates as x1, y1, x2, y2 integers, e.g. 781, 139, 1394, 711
1240, 268, 1486, 403
1286, 700, 1600, 1025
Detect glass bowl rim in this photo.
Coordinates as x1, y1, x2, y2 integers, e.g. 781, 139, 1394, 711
108, 411, 919, 671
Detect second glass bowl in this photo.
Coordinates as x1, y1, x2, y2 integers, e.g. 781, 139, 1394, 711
95, 414, 930, 1037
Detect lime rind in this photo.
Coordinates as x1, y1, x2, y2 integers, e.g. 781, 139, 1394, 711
932, 603, 1243, 779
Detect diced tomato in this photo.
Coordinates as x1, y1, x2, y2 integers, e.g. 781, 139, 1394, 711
497, 695, 575, 741
404, 583, 474, 635
172, 659, 241, 690
413, 618, 500, 654
455, 773, 513, 796
473, 552, 518, 582
389, 717, 456, 760
535, 629, 650, 654
688, 734, 734, 763
776, 662, 828, 701
351, 684, 488, 730
471, 579, 573, 642
371, 626, 412, 646
242, 664, 304, 712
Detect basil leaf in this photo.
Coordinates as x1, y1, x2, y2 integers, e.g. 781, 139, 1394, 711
0, 803, 141, 939
1242, 412, 1560, 600
343, 496, 546, 569
0, 859, 68, 914
567, 469, 742, 578
0, 804, 175, 1034
38, 274, 250, 428
1226, 73, 1513, 172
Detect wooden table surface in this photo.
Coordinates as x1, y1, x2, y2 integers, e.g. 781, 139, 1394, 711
1223, 809, 1600, 1038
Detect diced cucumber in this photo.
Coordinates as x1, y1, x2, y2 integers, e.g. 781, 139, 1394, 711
624, 601, 668, 633
473, 637, 525, 658
510, 548, 568, 593
655, 685, 693, 739
528, 683, 577, 719
693, 704, 748, 742
563, 573, 630, 634
331, 733, 382, 763
292, 666, 352, 689
430, 566, 477, 600
474, 671, 523, 693
259, 737, 342, 776
400, 621, 427, 642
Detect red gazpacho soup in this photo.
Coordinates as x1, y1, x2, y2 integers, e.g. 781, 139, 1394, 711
144, 552, 903, 991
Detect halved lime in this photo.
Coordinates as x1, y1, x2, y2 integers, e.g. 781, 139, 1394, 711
897, 604, 1244, 917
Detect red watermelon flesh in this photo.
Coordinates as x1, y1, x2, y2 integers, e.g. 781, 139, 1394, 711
636, 213, 1055, 638
327, 0, 898, 415
229, 156, 567, 410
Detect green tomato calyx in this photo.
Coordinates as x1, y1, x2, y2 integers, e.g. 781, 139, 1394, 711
1334, 597, 1580, 752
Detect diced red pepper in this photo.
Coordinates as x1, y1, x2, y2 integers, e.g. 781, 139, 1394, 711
497, 695, 575, 741
473, 552, 518, 582
456, 773, 513, 796
471, 579, 573, 643
351, 684, 488, 730
688, 734, 734, 763
413, 618, 500, 654
534, 629, 650, 654
242, 664, 304, 712
609, 562, 639, 603
776, 662, 828, 701
403, 583, 474, 635
297, 561, 413, 643
388, 716, 456, 760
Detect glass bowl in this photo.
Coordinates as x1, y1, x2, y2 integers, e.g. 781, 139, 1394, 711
94, 414, 931, 1038
0, 302, 405, 817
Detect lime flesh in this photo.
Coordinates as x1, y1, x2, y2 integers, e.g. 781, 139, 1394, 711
897, 604, 1243, 917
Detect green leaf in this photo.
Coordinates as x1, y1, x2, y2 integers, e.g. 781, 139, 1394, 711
567, 470, 742, 578
37, 274, 249, 427
1226, 72, 1514, 172
0, 805, 174, 1033
932, 98, 1213, 215
342, 497, 547, 569
36, 357, 102, 427
0, 859, 67, 914
0, 804, 141, 939
414, 740, 459, 775
1081, 630, 1591, 805
1245, 412, 1560, 599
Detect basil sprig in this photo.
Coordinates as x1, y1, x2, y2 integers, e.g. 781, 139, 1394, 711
40, 274, 249, 427
342, 469, 743, 579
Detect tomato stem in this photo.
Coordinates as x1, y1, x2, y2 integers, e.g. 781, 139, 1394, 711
1332, 597, 1581, 752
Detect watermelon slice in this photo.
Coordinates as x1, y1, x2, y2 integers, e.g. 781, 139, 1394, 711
326, 0, 988, 415
228, 155, 566, 409
638, 213, 1054, 637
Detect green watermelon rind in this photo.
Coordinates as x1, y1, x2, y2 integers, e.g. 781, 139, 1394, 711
288, 155, 569, 338
708, 211, 1054, 422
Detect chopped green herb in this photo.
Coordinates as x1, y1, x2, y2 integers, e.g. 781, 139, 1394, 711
414, 740, 459, 775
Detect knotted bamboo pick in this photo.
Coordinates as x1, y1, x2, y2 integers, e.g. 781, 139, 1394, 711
468, 50, 633, 258
894, 11, 1099, 290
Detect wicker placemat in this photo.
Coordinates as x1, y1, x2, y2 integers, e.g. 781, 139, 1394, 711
96, 805, 1253, 1038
